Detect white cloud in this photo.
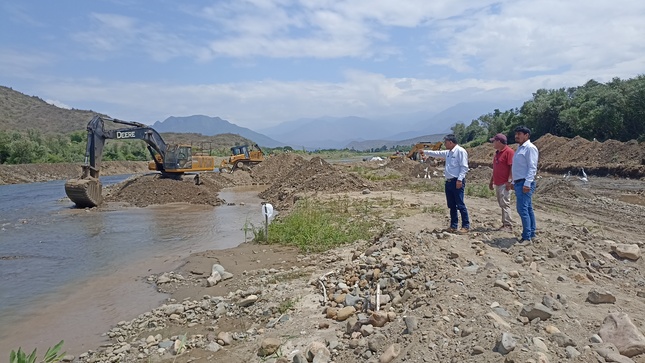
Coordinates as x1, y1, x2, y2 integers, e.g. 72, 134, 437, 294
3, 0, 645, 130
45, 99, 72, 109
0, 49, 55, 79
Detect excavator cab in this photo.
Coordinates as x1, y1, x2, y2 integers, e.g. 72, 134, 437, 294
164, 145, 192, 170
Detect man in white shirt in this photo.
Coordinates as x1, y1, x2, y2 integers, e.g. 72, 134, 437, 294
423, 134, 470, 234
511, 126, 539, 243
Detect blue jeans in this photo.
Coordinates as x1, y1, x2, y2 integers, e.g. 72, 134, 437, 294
445, 179, 470, 229
514, 181, 536, 240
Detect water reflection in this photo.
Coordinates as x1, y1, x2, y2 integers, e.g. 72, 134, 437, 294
0, 180, 267, 355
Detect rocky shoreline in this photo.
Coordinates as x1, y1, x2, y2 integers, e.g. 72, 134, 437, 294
47, 185, 645, 363
4, 144, 645, 363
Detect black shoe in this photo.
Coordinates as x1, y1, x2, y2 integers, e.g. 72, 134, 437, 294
517, 238, 532, 245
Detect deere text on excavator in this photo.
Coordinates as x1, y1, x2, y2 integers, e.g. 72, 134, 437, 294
390, 141, 443, 161
219, 144, 264, 172
65, 116, 216, 208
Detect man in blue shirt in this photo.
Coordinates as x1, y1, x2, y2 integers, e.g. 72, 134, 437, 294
423, 134, 470, 234
511, 126, 539, 243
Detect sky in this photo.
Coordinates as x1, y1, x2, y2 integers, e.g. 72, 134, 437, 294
1, 0, 644, 129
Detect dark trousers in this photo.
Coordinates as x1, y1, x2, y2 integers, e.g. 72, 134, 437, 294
445, 179, 470, 229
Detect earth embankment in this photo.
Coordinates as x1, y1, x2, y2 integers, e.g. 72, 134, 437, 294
0, 161, 150, 185
468, 133, 645, 178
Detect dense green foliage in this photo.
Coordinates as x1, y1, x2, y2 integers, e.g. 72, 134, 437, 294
0, 130, 150, 164
451, 75, 645, 145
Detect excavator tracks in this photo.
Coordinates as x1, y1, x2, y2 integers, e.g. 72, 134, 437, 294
65, 178, 102, 208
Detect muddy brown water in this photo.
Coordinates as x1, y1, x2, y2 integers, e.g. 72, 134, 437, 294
0, 177, 268, 356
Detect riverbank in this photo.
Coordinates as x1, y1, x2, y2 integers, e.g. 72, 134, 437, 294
0, 161, 151, 185
53, 180, 645, 362
4, 135, 645, 362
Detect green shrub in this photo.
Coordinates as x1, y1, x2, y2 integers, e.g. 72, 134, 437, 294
261, 197, 389, 252
10, 340, 65, 363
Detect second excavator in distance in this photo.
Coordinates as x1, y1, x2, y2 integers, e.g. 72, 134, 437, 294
65, 115, 216, 208
389, 141, 443, 161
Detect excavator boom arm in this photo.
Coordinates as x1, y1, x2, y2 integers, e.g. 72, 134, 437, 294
66, 115, 170, 208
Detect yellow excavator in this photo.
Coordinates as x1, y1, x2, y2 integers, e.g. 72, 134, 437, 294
65, 115, 216, 208
219, 144, 264, 172
390, 141, 443, 161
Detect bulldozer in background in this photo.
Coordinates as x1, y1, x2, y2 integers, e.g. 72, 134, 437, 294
390, 141, 443, 161
219, 143, 264, 172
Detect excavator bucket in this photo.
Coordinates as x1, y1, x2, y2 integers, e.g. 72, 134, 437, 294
65, 177, 102, 208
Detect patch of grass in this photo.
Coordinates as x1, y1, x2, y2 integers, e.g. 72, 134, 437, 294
348, 166, 401, 181
278, 297, 298, 314
410, 180, 445, 193
267, 270, 310, 284
423, 204, 446, 214
243, 219, 267, 242
261, 197, 390, 252
10, 340, 65, 363
465, 183, 495, 198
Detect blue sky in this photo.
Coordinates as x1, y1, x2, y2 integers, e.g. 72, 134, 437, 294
1, 0, 644, 129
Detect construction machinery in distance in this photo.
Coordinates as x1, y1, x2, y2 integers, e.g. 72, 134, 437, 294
389, 141, 443, 161
65, 115, 216, 208
219, 144, 264, 173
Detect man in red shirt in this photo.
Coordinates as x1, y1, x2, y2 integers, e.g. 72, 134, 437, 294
488, 133, 514, 231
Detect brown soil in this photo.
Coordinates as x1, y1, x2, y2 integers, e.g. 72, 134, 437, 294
468, 133, 645, 178
0, 161, 150, 185
5, 134, 645, 363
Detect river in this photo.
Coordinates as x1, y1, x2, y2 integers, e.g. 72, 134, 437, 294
0, 175, 266, 356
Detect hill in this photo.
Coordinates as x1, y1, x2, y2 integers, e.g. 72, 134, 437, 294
151, 115, 284, 148
0, 86, 102, 134
346, 133, 446, 151
0, 87, 257, 154
159, 132, 254, 153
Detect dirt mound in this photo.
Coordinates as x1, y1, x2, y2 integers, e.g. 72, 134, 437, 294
386, 157, 444, 179
468, 134, 645, 178
467, 165, 493, 183
535, 177, 594, 199
104, 174, 225, 207
259, 156, 376, 209
250, 153, 308, 184
535, 134, 644, 166
203, 169, 255, 186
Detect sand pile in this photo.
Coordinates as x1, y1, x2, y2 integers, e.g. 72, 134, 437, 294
468, 134, 645, 178
250, 153, 309, 185
535, 177, 594, 200
104, 174, 225, 207
259, 156, 376, 209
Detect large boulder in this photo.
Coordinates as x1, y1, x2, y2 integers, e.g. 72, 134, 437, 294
599, 313, 645, 357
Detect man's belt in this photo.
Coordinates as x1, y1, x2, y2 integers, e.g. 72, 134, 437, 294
514, 178, 526, 184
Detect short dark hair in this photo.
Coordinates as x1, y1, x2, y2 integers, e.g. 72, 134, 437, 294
514, 126, 531, 136
443, 134, 458, 143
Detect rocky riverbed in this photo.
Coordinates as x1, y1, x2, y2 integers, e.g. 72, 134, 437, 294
5, 135, 645, 363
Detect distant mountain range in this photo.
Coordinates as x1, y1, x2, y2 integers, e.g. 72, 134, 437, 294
151, 115, 285, 148
1, 84, 523, 150
151, 100, 521, 149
